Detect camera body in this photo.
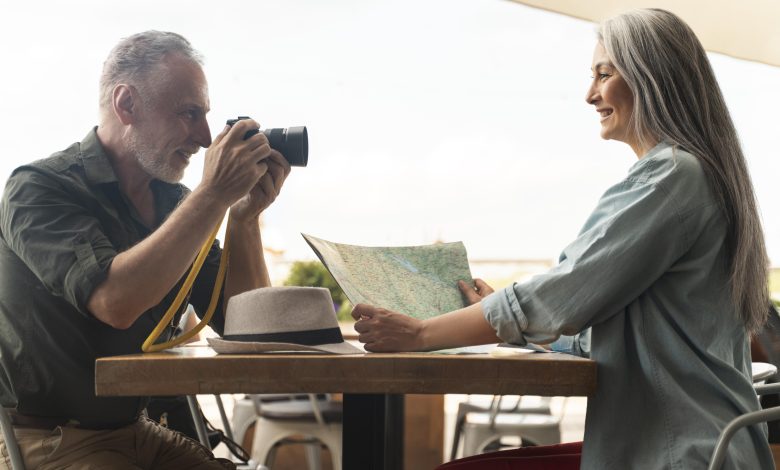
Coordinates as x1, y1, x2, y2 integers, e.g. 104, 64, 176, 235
226, 116, 308, 167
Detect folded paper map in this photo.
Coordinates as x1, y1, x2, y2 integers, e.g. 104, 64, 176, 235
302, 234, 474, 319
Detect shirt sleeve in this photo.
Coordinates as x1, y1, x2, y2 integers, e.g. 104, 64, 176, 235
0, 169, 116, 316
547, 329, 591, 357
482, 169, 703, 346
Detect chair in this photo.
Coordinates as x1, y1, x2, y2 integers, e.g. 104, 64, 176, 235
708, 372, 780, 470
751, 361, 777, 384
0, 407, 25, 470
231, 394, 322, 452
187, 395, 268, 470
450, 395, 553, 459
456, 395, 562, 458
231, 394, 336, 469
249, 394, 342, 470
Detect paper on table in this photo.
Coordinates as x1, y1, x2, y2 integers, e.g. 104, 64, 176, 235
490, 344, 547, 356
302, 233, 474, 319
429, 343, 542, 355
433, 344, 502, 355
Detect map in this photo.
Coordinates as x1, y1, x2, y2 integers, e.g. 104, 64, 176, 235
302, 234, 475, 319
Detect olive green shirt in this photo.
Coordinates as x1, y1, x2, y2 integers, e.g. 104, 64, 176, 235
0, 128, 225, 428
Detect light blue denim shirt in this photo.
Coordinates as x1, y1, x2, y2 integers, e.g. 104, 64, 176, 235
482, 143, 771, 469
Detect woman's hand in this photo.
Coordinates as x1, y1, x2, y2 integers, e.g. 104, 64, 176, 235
458, 278, 495, 305
351, 304, 425, 352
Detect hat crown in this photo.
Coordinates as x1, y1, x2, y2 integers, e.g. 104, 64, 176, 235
224, 286, 337, 336
209, 286, 362, 354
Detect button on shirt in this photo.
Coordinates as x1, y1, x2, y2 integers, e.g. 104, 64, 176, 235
0, 128, 225, 428
482, 143, 772, 469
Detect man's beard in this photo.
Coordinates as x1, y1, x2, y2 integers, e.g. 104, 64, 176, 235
127, 130, 186, 184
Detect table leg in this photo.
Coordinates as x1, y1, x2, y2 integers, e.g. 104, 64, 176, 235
343, 394, 405, 470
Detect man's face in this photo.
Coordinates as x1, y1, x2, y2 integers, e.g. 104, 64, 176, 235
128, 54, 212, 183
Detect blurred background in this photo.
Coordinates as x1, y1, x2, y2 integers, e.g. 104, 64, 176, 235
2, 0, 778, 297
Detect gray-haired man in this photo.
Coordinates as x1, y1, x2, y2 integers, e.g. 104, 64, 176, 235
0, 31, 288, 469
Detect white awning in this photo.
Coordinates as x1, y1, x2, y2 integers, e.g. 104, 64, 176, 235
510, 0, 780, 67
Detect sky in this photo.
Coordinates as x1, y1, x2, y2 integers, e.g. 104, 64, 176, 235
1, 0, 779, 266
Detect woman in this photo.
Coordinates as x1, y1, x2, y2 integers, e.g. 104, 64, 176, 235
352, 9, 772, 470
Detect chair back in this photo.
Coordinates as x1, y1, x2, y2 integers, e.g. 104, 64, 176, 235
707, 367, 780, 470
751, 362, 777, 384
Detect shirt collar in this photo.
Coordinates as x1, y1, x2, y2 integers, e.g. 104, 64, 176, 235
79, 126, 120, 186
629, 140, 672, 172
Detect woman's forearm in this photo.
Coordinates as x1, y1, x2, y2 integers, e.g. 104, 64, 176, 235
419, 302, 502, 350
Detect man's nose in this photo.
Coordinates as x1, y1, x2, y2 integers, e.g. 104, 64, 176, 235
193, 118, 212, 148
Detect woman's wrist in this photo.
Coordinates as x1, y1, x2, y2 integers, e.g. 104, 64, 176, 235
416, 319, 431, 351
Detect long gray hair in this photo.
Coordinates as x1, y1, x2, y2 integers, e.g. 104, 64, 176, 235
599, 9, 769, 332
99, 31, 203, 120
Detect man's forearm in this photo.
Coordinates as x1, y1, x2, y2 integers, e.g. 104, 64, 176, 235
223, 214, 271, 302
87, 188, 230, 329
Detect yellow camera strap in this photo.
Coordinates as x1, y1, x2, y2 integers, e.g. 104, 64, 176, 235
142, 218, 231, 353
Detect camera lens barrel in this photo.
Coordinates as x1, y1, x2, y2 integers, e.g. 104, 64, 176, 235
262, 127, 308, 167
225, 117, 308, 167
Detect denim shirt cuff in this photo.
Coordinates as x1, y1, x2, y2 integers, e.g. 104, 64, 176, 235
482, 284, 528, 346
548, 329, 591, 358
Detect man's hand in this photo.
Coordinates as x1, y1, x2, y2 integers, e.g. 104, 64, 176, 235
230, 150, 291, 222
458, 278, 495, 305
352, 304, 425, 352
200, 118, 272, 208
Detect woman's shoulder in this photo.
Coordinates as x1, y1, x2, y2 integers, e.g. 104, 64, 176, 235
628, 143, 706, 185
628, 142, 717, 214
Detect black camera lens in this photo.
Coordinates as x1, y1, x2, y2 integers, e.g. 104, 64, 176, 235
225, 117, 308, 167
262, 127, 308, 167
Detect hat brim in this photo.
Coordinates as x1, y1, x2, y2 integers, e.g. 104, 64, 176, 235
208, 337, 363, 355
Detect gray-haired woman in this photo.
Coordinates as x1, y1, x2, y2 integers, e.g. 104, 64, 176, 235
352, 8, 772, 469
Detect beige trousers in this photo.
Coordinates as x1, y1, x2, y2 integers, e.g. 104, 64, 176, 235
0, 417, 235, 469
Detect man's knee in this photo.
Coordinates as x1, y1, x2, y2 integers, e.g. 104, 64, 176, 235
136, 418, 236, 469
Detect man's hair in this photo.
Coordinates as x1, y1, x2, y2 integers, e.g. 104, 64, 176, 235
599, 9, 769, 332
99, 30, 203, 119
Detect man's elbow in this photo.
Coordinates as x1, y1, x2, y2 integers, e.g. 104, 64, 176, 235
104, 317, 135, 330
89, 306, 136, 330
86, 293, 142, 330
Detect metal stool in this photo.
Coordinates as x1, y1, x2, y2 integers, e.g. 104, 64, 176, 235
458, 395, 562, 457
249, 394, 342, 470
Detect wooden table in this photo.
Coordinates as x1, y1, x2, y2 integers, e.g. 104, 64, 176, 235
95, 346, 596, 469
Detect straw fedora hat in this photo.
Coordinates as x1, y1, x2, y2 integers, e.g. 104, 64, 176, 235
208, 286, 362, 354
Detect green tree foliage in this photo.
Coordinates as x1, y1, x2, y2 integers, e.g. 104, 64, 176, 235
283, 261, 353, 321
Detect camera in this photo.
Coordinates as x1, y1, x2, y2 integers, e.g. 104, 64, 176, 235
226, 116, 308, 167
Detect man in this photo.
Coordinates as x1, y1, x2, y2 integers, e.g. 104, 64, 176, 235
0, 31, 289, 469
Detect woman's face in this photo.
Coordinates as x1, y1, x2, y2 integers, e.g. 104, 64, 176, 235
586, 43, 639, 153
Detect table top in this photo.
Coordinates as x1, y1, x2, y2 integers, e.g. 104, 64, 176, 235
95, 345, 597, 397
